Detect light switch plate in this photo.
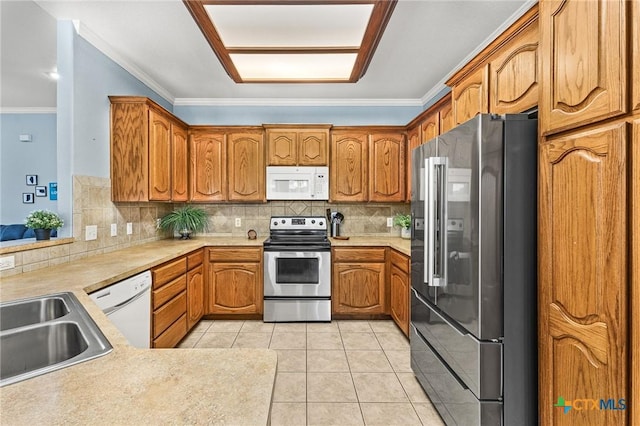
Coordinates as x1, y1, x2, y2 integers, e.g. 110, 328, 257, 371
110, 223, 117, 237
85, 225, 98, 241
126, 223, 133, 235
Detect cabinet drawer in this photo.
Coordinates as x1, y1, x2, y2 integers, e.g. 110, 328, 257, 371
389, 249, 410, 273
187, 249, 204, 270
153, 290, 187, 338
208, 247, 261, 262
152, 257, 187, 288
333, 247, 386, 262
153, 314, 187, 348
153, 274, 187, 309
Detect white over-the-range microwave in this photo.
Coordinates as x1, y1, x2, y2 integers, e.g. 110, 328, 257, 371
266, 166, 329, 200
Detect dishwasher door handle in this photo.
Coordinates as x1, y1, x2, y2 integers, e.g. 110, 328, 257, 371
103, 286, 149, 315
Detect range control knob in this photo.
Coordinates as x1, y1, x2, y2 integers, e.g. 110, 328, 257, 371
319, 221, 324, 227
273, 221, 278, 226
311, 219, 316, 224
281, 219, 286, 224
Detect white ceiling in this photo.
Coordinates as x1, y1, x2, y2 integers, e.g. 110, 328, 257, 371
0, 0, 534, 109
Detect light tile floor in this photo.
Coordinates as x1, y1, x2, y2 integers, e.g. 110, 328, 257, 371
178, 319, 445, 426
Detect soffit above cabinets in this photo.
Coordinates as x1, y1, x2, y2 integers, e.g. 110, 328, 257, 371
183, 0, 397, 83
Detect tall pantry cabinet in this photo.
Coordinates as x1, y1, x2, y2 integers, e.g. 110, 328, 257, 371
538, 0, 637, 424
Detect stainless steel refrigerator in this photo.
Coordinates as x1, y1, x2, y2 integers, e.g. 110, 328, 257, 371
410, 114, 537, 425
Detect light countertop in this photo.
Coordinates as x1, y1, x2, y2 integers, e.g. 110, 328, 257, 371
0, 235, 409, 424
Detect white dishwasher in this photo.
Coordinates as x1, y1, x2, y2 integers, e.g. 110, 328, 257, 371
90, 271, 152, 348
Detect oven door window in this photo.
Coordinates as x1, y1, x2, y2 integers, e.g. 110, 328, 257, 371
276, 257, 319, 284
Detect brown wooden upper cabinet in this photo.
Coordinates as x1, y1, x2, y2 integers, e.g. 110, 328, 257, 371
439, 98, 454, 134
420, 110, 439, 143
539, 0, 627, 135
189, 127, 265, 203
110, 96, 189, 202
330, 129, 405, 203
451, 64, 489, 126
330, 131, 368, 202
369, 133, 405, 202
265, 125, 330, 166
489, 17, 539, 115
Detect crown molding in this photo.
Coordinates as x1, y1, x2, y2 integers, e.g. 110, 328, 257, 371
418, 0, 538, 107
74, 21, 175, 104
0, 107, 57, 114
173, 97, 422, 107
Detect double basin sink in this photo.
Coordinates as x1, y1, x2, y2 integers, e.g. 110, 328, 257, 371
0, 292, 112, 386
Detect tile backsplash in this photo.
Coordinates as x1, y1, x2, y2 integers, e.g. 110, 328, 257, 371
1, 175, 409, 277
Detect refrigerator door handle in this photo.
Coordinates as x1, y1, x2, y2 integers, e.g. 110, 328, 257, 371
424, 156, 448, 287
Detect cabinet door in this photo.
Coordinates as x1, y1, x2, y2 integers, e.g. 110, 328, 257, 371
228, 132, 265, 201
539, 0, 626, 135
539, 122, 628, 425
190, 132, 226, 202
406, 125, 421, 201
110, 101, 148, 202
187, 263, 204, 330
298, 131, 328, 165
489, 21, 539, 114
439, 98, 454, 134
390, 264, 409, 336
171, 122, 189, 201
267, 131, 297, 165
208, 262, 262, 314
452, 64, 489, 126
148, 109, 172, 201
330, 132, 368, 202
333, 263, 385, 314
632, 117, 640, 422
420, 110, 439, 143
369, 133, 405, 202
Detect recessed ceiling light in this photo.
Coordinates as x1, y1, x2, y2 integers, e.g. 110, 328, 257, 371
184, 1, 396, 83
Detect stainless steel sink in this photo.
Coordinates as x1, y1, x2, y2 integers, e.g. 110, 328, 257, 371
0, 296, 69, 331
0, 292, 112, 387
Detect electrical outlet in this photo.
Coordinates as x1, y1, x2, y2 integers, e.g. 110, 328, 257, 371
126, 223, 133, 235
85, 225, 98, 241
110, 223, 117, 237
0, 255, 15, 271
235, 218, 242, 227
387, 217, 393, 227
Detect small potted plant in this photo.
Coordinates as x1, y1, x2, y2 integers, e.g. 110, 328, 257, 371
158, 206, 208, 239
25, 209, 64, 240
393, 213, 412, 239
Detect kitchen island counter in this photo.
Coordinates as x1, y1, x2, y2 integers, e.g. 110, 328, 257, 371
0, 237, 275, 426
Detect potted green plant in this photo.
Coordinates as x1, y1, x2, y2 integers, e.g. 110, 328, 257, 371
25, 209, 64, 240
393, 213, 412, 239
158, 206, 208, 239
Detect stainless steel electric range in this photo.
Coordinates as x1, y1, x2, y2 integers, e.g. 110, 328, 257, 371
263, 216, 331, 322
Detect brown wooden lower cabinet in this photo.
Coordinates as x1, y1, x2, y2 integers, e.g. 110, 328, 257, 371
206, 247, 263, 315
151, 249, 203, 348
389, 250, 410, 336
186, 249, 205, 331
332, 247, 386, 315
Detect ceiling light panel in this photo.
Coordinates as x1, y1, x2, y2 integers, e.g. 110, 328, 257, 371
230, 53, 357, 81
205, 4, 374, 48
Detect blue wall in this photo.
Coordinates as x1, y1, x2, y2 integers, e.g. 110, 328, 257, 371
174, 104, 422, 126
0, 113, 57, 223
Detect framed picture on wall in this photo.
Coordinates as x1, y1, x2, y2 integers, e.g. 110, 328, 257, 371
23, 193, 34, 204
26, 175, 38, 186
35, 186, 47, 197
